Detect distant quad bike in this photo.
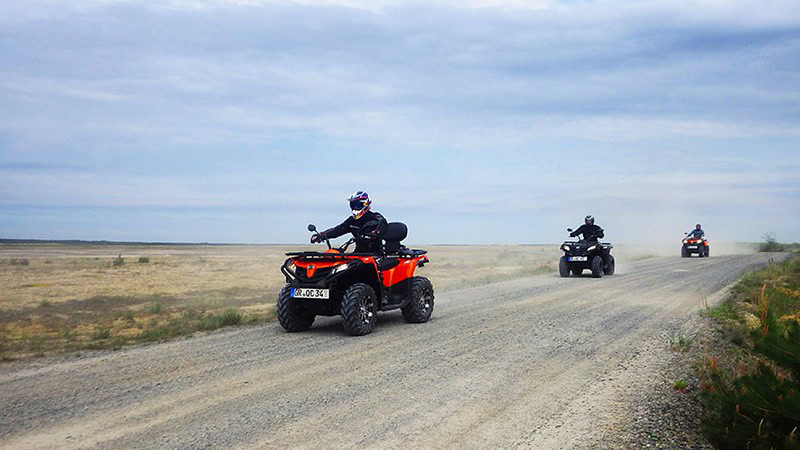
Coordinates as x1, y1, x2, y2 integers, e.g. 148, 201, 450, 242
277, 222, 433, 336
559, 228, 615, 278
681, 235, 709, 257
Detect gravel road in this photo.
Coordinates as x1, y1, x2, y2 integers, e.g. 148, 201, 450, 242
0, 253, 784, 449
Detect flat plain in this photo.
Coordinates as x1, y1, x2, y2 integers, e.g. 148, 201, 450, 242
0, 243, 558, 359
0, 249, 784, 449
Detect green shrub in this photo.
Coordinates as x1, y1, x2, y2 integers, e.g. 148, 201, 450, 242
91, 328, 111, 340
759, 232, 786, 252
198, 309, 241, 331
9, 258, 29, 266
669, 334, 696, 352
147, 303, 163, 314
138, 256, 150, 264
112, 254, 125, 266
703, 302, 740, 322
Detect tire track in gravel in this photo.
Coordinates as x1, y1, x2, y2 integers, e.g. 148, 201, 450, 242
0, 253, 785, 449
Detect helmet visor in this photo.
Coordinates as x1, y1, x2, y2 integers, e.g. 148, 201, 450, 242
350, 199, 367, 211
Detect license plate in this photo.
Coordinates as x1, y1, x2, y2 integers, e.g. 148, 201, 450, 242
291, 288, 329, 299
688, 246, 697, 249
568, 256, 588, 262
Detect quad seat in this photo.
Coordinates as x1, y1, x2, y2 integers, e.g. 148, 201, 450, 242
379, 222, 427, 271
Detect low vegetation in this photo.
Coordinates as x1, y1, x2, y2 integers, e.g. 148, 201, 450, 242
0, 243, 559, 360
112, 253, 125, 266
668, 334, 695, 353
698, 253, 800, 449
757, 232, 794, 253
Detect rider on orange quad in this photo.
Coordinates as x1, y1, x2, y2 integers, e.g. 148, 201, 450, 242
310, 191, 388, 254
687, 224, 705, 239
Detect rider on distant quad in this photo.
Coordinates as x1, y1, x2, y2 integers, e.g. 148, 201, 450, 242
687, 224, 705, 239
310, 191, 388, 253
570, 215, 605, 242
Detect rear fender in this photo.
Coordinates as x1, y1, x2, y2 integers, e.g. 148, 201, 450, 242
382, 256, 428, 288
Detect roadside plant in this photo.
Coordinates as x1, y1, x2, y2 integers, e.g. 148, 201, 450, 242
669, 334, 696, 353
138, 256, 150, 264
91, 328, 111, 340
112, 253, 125, 266
673, 380, 688, 393
759, 233, 785, 252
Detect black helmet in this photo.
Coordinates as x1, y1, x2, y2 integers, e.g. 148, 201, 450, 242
585, 215, 594, 225
696, 224, 701, 229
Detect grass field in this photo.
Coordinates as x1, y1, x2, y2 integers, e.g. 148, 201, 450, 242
0, 243, 558, 360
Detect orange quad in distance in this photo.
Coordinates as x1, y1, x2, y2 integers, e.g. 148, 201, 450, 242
277, 222, 433, 336
681, 236, 710, 257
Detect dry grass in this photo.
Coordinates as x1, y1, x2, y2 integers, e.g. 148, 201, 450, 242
0, 243, 557, 360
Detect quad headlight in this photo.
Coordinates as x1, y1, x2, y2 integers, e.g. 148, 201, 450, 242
587, 245, 597, 252
333, 263, 351, 274
562, 245, 571, 251
286, 261, 297, 273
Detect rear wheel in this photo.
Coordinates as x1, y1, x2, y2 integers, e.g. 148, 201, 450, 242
401, 277, 434, 323
604, 255, 615, 275
341, 283, 377, 336
591, 255, 604, 278
277, 285, 315, 332
559, 256, 570, 277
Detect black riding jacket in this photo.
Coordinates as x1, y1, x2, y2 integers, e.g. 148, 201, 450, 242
570, 224, 605, 241
322, 210, 388, 253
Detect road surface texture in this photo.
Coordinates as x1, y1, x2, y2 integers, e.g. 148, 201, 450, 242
0, 253, 785, 449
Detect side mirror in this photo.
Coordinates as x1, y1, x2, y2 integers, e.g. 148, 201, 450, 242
308, 224, 317, 232
567, 228, 573, 232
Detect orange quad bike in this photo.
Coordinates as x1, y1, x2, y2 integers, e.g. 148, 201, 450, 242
681, 235, 710, 257
277, 222, 433, 336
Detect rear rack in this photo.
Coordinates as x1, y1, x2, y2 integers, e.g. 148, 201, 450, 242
284, 251, 373, 258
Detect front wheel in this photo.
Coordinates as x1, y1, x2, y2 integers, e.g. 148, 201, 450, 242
704, 247, 710, 257
341, 283, 378, 336
277, 285, 315, 332
604, 255, 615, 276
591, 255, 604, 278
559, 256, 570, 277
401, 277, 434, 323
681, 247, 688, 258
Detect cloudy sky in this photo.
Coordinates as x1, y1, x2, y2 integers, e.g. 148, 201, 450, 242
1, 0, 798, 244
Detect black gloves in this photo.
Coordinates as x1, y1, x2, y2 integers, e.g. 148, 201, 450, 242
310, 233, 326, 244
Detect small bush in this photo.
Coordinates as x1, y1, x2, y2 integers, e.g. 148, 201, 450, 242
138, 256, 150, 264
9, 258, 30, 266
147, 303, 163, 314
59, 328, 75, 341
198, 309, 241, 331
703, 302, 739, 322
669, 334, 696, 352
758, 232, 786, 252
112, 254, 125, 266
28, 335, 45, 354
92, 328, 111, 340
39, 300, 52, 308
674, 380, 688, 392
